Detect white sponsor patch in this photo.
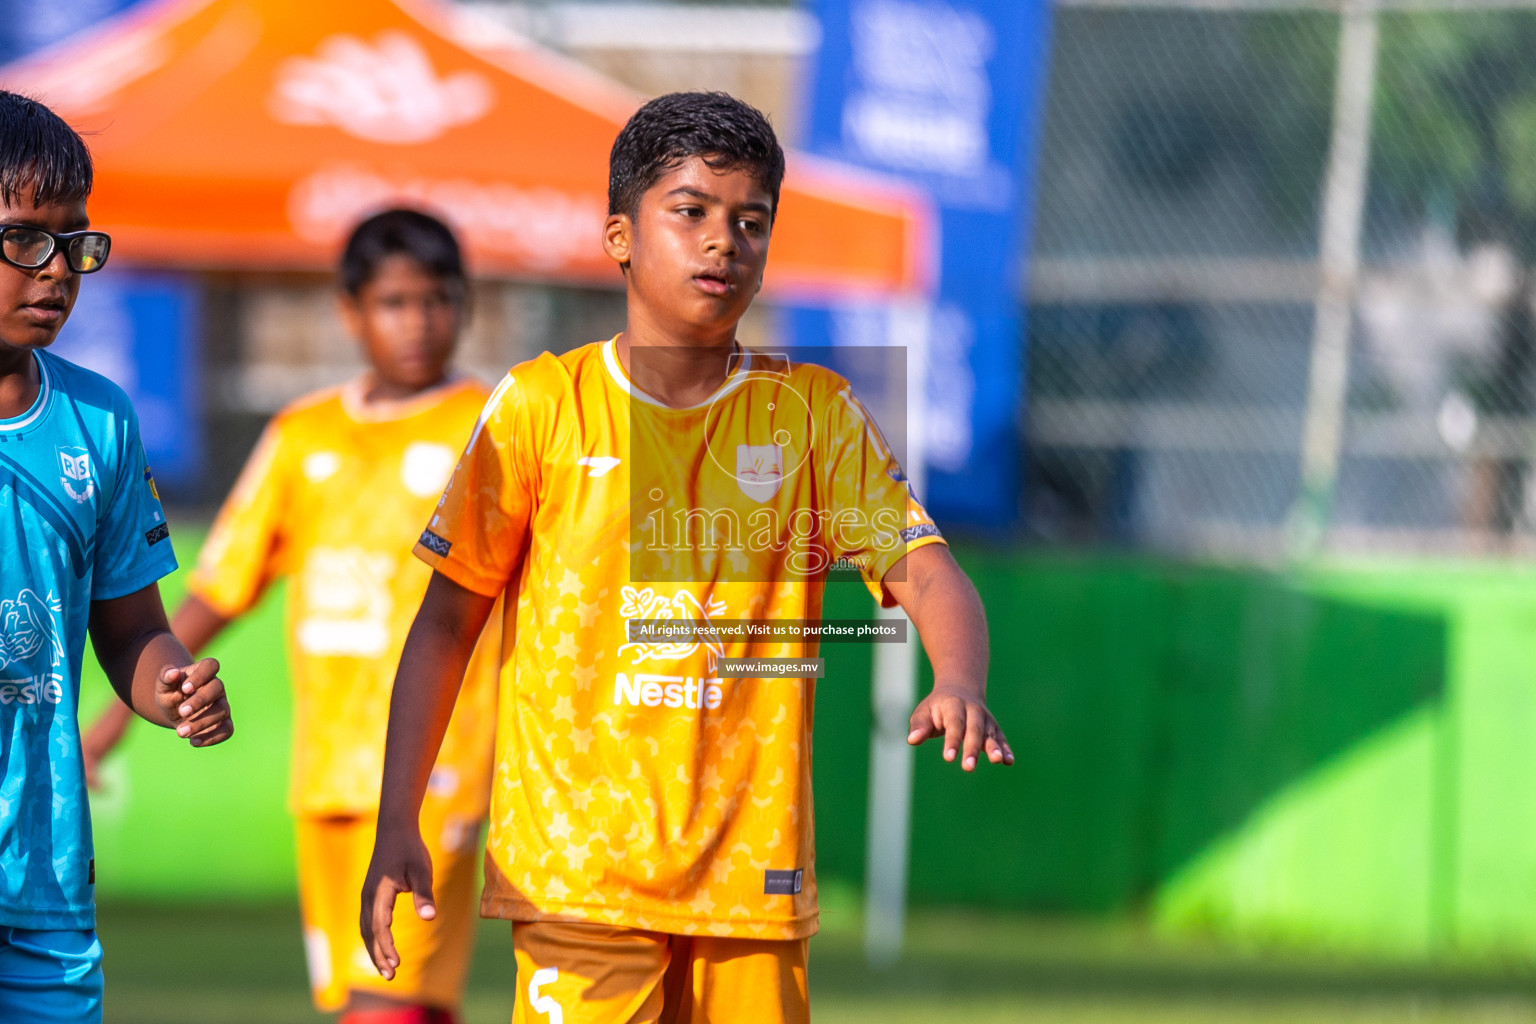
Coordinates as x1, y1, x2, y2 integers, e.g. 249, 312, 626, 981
297, 548, 394, 656
401, 442, 456, 497
302, 451, 341, 482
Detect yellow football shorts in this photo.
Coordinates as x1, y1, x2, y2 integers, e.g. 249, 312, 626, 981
296, 798, 482, 1012
509, 920, 809, 1024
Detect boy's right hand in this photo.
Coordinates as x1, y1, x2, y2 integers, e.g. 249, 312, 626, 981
156, 658, 233, 747
361, 826, 436, 980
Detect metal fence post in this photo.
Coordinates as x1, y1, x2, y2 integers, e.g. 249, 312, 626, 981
1290, 0, 1380, 556
865, 301, 929, 967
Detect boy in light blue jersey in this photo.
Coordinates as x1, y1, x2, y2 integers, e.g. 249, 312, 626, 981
0, 90, 234, 1024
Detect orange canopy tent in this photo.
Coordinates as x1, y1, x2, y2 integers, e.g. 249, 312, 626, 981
0, 0, 931, 299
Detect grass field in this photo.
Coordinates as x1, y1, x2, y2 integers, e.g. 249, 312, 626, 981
85, 532, 1536, 1022
98, 896, 1536, 1023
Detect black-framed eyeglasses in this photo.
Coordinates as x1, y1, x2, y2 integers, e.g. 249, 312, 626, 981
0, 225, 111, 274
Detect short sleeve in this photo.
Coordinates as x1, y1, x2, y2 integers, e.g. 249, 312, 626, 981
91, 401, 177, 601
186, 418, 290, 617
822, 385, 947, 608
414, 372, 536, 597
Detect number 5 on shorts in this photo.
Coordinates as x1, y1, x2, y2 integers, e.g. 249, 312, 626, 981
529, 966, 563, 1024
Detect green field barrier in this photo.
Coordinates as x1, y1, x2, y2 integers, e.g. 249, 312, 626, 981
1158, 565, 1536, 957
82, 527, 297, 899
81, 530, 1536, 958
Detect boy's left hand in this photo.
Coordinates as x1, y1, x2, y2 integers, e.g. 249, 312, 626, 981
155, 658, 233, 747
907, 683, 1013, 771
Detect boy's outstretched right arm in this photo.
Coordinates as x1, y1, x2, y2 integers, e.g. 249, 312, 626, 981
361, 570, 494, 980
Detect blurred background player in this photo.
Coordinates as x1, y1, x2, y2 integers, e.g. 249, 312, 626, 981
0, 89, 233, 1024
80, 208, 498, 1024
361, 91, 1012, 1024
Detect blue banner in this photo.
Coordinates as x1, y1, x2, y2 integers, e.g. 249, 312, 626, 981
0, 0, 143, 63
51, 271, 204, 492
794, 0, 1052, 529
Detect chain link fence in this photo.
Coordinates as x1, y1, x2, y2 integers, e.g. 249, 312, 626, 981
1023, 1, 1536, 559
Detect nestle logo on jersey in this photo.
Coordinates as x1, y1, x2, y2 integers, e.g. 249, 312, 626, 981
418, 529, 452, 557
613, 672, 723, 710
0, 677, 64, 705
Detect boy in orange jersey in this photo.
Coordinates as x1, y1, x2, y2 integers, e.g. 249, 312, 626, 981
83, 210, 498, 1024
362, 92, 1012, 1023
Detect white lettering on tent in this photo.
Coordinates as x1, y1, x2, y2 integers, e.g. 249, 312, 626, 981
289, 166, 605, 273
271, 30, 492, 144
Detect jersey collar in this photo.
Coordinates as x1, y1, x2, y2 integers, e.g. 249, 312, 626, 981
0, 351, 52, 433
339, 372, 473, 423
602, 336, 753, 411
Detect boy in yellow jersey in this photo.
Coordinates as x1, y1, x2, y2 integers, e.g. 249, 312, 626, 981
362, 92, 1013, 1023
83, 210, 498, 1024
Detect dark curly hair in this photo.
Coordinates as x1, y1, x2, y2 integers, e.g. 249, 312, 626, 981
608, 91, 785, 223
0, 91, 92, 208
339, 208, 465, 296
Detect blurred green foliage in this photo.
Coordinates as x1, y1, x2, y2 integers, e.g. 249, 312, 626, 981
1249, 10, 1536, 254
